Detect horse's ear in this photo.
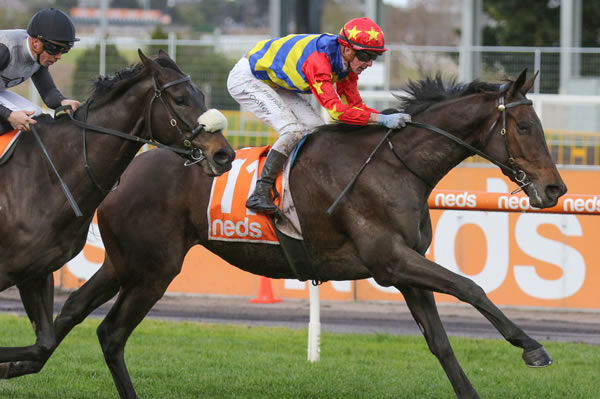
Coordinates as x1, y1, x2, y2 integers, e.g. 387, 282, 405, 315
508, 68, 528, 97
520, 70, 539, 94
138, 48, 161, 77
158, 49, 170, 59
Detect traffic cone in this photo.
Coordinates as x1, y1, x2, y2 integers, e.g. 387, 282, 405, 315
249, 276, 282, 304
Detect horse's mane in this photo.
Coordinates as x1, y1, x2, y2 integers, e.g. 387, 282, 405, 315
398, 74, 501, 115
314, 74, 503, 136
86, 63, 145, 109
86, 54, 183, 110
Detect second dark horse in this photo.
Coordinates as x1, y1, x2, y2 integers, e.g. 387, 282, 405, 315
3, 70, 566, 398
0, 49, 234, 383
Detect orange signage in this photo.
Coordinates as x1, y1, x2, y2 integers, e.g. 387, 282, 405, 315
430, 189, 600, 215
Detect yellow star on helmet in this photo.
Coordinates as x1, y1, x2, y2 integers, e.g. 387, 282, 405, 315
328, 104, 343, 120
312, 81, 324, 95
346, 25, 361, 40
367, 27, 380, 41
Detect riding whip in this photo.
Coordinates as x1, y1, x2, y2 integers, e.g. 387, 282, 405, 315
326, 128, 394, 215
31, 125, 83, 217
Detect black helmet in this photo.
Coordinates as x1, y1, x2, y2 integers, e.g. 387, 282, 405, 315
27, 8, 79, 45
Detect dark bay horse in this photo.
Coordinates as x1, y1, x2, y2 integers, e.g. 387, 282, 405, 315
4, 70, 566, 398
0, 49, 234, 374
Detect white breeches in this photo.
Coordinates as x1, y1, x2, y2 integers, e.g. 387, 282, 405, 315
227, 57, 324, 156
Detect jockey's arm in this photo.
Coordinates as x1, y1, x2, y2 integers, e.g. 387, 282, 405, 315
302, 52, 376, 125
31, 67, 64, 109
31, 67, 80, 114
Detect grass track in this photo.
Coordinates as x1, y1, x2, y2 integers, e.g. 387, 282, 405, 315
0, 314, 598, 398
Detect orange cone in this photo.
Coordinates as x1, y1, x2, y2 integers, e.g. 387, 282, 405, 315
249, 276, 282, 304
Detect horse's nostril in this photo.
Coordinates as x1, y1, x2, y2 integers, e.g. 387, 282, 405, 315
545, 184, 566, 200
215, 150, 234, 167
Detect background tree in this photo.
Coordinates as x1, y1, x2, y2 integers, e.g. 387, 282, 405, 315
54, 0, 78, 10
482, 0, 560, 92
175, 45, 238, 110
146, 25, 169, 57
72, 44, 130, 101
482, 1, 600, 91
483, 0, 560, 47
112, 0, 141, 9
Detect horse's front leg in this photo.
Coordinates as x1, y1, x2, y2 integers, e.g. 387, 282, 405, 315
367, 244, 551, 367
1, 262, 121, 378
97, 271, 175, 399
0, 273, 55, 377
397, 284, 479, 399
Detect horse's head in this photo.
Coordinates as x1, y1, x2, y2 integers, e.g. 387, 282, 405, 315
138, 49, 234, 176
481, 69, 566, 208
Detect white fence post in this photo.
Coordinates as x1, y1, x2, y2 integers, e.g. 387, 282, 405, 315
307, 283, 320, 362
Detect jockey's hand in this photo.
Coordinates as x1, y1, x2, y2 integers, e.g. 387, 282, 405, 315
8, 110, 37, 132
60, 99, 81, 114
377, 112, 411, 129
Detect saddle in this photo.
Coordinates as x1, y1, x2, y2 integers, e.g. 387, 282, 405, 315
0, 129, 21, 165
207, 140, 321, 282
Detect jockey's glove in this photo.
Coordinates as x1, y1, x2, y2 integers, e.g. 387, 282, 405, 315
377, 112, 411, 129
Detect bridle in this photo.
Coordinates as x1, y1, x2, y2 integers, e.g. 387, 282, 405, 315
483, 94, 534, 193
389, 92, 534, 193
146, 75, 208, 160
327, 91, 535, 215
61, 73, 216, 195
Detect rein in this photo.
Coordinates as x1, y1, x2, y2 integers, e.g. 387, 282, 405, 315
59, 79, 207, 158
31, 125, 83, 217
326, 95, 534, 215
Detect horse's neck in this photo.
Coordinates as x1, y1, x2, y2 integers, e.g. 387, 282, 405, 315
404, 98, 493, 187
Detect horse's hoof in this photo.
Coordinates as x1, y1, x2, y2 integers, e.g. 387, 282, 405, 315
0, 363, 10, 379
523, 346, 553, 368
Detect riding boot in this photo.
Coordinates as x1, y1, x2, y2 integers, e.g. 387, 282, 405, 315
245, 150, 288, 214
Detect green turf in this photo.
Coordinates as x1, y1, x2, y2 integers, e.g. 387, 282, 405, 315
0, 314, 597, 398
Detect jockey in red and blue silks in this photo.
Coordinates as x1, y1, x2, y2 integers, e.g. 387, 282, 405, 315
248, 33, 376, 125
227, 17, 411, 214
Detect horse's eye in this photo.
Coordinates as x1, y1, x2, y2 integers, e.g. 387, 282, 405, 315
516, 122, 530, 135
174, 96, 187, 106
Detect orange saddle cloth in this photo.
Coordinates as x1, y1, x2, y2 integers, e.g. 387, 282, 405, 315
207, 146, 282, 245
0, 129, 21, 161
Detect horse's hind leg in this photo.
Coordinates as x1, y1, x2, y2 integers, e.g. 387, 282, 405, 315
1, 261, 121, 378
97, 279, 171, 399
0, 273, 55, 378
397, 285, 479, 399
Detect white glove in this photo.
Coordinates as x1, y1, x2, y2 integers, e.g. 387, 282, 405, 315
377, 112, 411, 129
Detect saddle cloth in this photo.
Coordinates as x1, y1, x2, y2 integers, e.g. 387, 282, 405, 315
207, 145, 303, 244
0, 129, 21, 163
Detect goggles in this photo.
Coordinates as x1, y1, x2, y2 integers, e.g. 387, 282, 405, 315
40, 38, 72, 55
355, 50, 379, 62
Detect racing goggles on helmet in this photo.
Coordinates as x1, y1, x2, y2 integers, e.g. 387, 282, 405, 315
354, 50, 379, 62
40, 37, 73, 55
